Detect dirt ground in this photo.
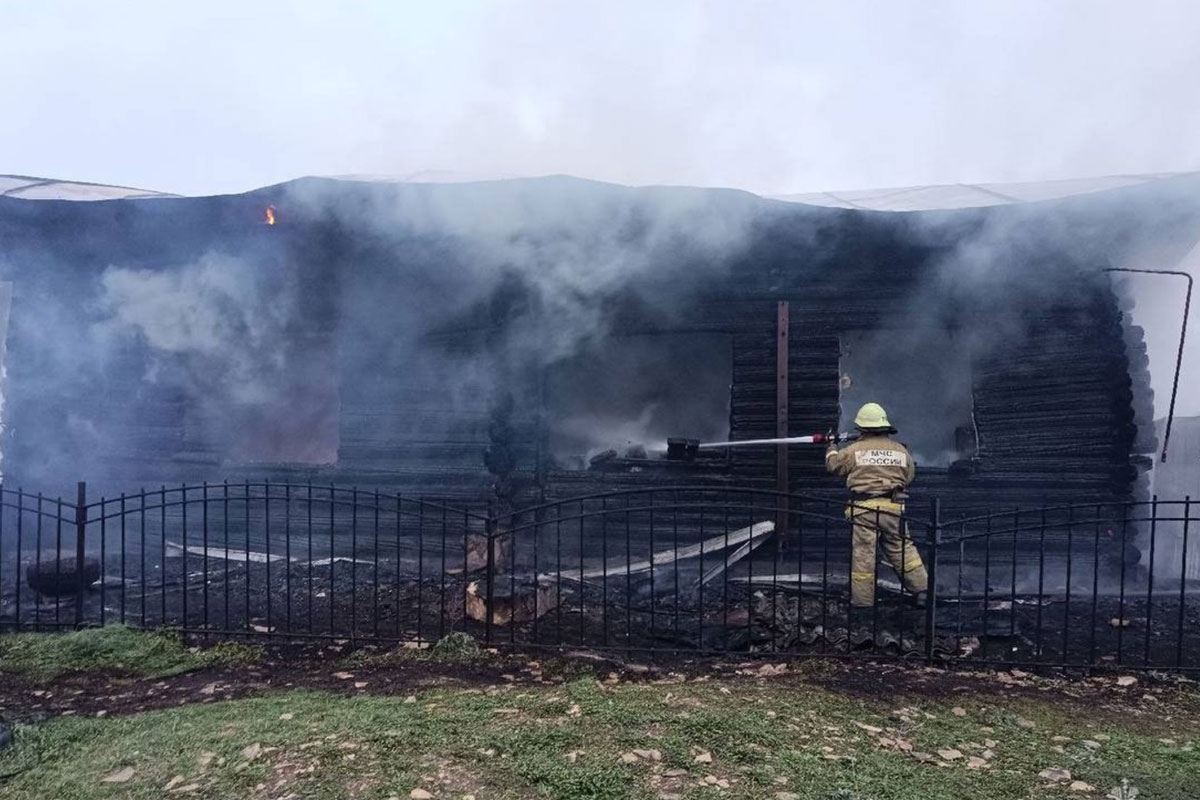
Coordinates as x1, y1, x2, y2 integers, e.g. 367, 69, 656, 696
4, 635, 1199, 800
3, 638, 1195, 729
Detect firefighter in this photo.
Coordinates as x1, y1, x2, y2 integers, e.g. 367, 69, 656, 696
825, 402, 928, 608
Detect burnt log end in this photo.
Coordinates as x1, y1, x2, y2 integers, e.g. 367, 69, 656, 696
463, 531, 513, 574
465, 578, 559, 626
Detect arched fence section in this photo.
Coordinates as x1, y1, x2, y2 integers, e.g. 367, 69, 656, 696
0, 482, 1195, 672
0, 483, 486, 644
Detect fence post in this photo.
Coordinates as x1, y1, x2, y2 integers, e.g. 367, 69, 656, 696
775, 300, 790, 548
74, 481, 87, 627
484, 503, 496, 646
924, 497, 940, 665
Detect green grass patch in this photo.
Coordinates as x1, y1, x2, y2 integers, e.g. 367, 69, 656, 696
346, 631, 486, 668
0, 626, 261, 681
427, 631, 483, 663
1, 669, 1198, 799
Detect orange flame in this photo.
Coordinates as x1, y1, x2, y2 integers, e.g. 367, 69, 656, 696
265, 205, 276, 225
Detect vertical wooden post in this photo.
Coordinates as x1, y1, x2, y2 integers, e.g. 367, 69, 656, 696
776, 302, 790, 543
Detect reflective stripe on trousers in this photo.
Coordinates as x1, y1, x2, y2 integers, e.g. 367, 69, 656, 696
847, 499, 929, 608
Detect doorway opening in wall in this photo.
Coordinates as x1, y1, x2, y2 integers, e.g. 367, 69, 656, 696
544, 332, 732, 469
838, 328, 976, 466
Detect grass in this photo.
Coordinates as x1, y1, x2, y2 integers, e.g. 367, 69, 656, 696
1, 664, 1198, 799
427, 631, 484, 662
0, 625, 262, 680
345, 631, 486, 668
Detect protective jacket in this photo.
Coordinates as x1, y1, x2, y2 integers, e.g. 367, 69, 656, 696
824, 434, 915, 498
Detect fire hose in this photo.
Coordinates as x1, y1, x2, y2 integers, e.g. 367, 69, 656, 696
667, 432, 857, 461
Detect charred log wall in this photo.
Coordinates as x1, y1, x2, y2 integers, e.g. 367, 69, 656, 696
1, 175, 1196, 528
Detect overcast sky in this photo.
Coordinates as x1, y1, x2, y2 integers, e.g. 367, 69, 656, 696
3, 1, 1200, 197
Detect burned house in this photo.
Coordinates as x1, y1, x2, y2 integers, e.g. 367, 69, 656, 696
0, 172, 1194, 512
2, 170, 1199, 663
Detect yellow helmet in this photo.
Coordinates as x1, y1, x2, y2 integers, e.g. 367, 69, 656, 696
853, 402, 895, 432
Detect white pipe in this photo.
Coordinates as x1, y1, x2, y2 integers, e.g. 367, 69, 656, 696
696, 433, 854, 449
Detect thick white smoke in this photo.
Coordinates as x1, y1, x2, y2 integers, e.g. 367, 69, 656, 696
95, 254, 295, 405
92, 252, 338, 465
282, 177, 762, 461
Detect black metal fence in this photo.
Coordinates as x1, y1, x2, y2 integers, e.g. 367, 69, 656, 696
1, 482, 1197, 672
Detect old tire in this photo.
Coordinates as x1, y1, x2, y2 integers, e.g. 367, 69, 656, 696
25, 555, 101, 597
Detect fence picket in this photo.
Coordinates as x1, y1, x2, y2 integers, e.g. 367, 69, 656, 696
0, 483, 1195, 672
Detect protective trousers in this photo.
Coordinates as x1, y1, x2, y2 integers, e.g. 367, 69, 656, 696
847, 500, 928, 607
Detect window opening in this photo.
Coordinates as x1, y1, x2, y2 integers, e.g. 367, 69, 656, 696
838, 329, 975, 466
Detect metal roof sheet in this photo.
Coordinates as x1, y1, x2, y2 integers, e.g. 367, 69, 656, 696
0, 174, 173, 201
4, 170, 1196, 208
771, 172, 1193, 211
